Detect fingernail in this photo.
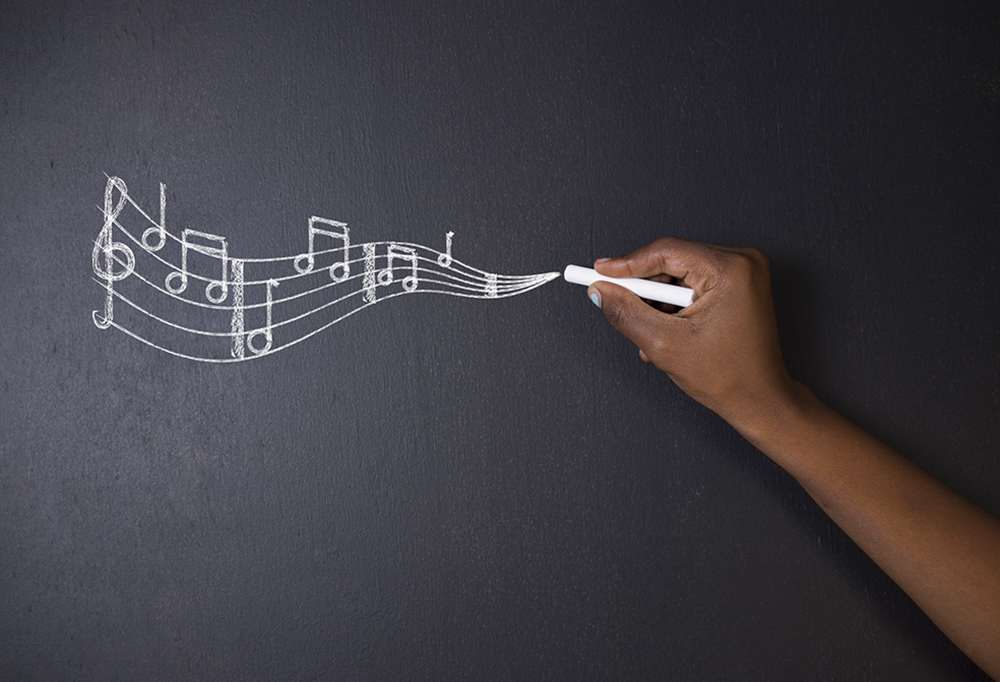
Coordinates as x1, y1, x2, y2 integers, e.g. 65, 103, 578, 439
589, 290, 602, 308
595, 257, 610, 263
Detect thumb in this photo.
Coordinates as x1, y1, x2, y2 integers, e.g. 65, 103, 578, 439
589, 281, 683, 359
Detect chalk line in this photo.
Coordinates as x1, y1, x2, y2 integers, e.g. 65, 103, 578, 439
91, 176, 559, 362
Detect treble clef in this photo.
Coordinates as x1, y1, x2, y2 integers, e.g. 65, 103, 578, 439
91, 176, 135, 329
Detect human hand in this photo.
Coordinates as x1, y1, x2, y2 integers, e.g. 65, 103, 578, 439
591, 239, 1000, 679
589, 237, 798, 429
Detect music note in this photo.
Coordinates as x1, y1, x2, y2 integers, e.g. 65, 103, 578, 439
293, 217, 351, 282
91, 176, 136, 329
437, 231, 454, 268
230, 259, 246, 359
377, 244, 419, 293
246, 278, 280, 356
140, 182, 167, 251
165, 229, 229, 303
91, 175, 562, 362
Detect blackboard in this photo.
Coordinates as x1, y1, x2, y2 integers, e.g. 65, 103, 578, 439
3, 1, 998, 679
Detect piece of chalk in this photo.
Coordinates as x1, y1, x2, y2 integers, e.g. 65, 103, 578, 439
563, 264, 695, 308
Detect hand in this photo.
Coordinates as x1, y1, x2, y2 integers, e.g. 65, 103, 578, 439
589, 237, 798, 428
592, 238, 1000, 678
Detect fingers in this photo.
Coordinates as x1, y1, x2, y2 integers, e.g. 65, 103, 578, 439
594, 236, 728, 297
585, 237, 788, 424
589, 280, 683, 362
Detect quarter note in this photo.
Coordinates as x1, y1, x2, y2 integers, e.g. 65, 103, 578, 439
294, 217, 351, 282
140, 182, 167, 251
437, 231, 454, 268
246, 278, 280, 356
165, 229, 229, 303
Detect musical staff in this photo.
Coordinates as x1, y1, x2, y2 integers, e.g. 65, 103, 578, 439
90, 176, 560, 363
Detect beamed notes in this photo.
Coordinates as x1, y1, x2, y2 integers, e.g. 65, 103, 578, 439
91, 175, 560, 363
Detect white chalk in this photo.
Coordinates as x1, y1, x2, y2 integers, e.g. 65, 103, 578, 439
564, 264, 695, 308
92, 175, 561, 362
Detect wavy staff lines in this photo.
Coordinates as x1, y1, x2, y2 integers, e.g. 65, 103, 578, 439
95, 233, 547, 313
94, 269, 553, 339
91, 175, 559, 362
92, 188, 508, 280
99, 283, 556, 364
102, 205, 540, 291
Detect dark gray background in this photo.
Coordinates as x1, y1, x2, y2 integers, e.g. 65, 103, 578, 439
2, 1, 998, 680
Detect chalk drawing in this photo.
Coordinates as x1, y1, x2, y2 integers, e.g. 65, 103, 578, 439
91, 176, 135, 330
294, 217, 350, 282
91, 175, 560, 362
437, 231, 454, 268
140, 182, 167, 251
164, 228, 229, 302
377, 243, 419, 292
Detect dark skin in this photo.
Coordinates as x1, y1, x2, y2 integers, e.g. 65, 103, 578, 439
588, 237, 1000, 680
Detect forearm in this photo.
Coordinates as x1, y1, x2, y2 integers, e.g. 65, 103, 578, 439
591, 239, 1000, 675
734, 383, 1000, 679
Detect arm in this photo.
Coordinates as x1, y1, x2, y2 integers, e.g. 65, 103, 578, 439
589, 237, 1000, 679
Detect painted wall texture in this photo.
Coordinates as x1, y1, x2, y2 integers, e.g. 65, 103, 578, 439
2, 1, 998, 679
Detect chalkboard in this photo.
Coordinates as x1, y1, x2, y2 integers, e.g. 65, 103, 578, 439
3, 1, 998, 680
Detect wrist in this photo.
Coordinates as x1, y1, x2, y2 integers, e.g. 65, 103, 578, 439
725, 378, 820, 452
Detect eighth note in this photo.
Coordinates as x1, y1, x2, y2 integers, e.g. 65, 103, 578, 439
165, 229, 230, 303
294, 217, 351, 282
378, 243, 419, 293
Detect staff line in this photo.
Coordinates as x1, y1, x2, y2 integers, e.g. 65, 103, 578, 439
99, 206, 543, 289
92, 175, 560, 362
95, 236, 553, 312
100, 278, 556, 363
95, 270, 558, 338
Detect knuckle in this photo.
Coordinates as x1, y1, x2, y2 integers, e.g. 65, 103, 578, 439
653, 236, 682, 251
651, 237, 681, 270
725, 248, 768, 280
744, 247, 770, 271
644, 335, 669, 359
622, 238, 673, 275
